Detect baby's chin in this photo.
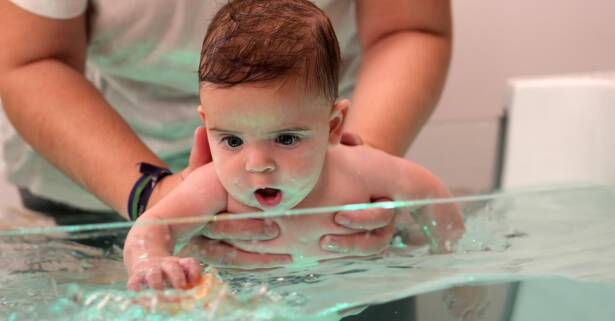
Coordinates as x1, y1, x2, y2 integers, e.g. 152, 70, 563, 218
255, 197, 305, 212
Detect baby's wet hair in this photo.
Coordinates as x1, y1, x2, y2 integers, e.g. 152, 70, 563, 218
199, 0, 341, 102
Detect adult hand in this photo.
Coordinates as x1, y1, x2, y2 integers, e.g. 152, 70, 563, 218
321, 197, 395, 255
320, 132, 396, 256
339, 131, 364, 146
181, 126, 212, 178
147, 126, 213, 208
180, 237, 292, 269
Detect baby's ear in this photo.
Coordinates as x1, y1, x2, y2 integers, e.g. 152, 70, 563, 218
197, 105, 207, 124
328, 99, 350, 145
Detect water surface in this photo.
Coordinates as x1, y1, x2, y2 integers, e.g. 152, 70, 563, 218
1, 185, 614, 320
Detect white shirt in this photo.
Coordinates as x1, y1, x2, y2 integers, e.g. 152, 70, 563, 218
4, 0, 361, 210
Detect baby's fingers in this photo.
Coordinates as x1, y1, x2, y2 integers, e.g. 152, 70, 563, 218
127, 273, 146, 292
179, 257, 202, 286
145, 267, 165, 290
161, 261, 188, 289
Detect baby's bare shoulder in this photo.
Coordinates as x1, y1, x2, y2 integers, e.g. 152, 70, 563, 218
327, 145, 424, 197
142, 163, 227, 220
328, 145, 403, 179
331, 144, 400, 166
182, 163, 227, 199
185, 162, 218, 181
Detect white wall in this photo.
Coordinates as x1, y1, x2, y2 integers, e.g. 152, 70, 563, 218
408, 0, 615, 193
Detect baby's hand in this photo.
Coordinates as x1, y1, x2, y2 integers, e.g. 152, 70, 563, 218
127, 256, 202, 291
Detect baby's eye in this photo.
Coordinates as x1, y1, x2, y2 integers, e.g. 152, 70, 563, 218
221, 135, 243, 148
275, 134, 301, 147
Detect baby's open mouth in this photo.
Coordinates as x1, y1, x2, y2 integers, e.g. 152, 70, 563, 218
254, 188, 283, 207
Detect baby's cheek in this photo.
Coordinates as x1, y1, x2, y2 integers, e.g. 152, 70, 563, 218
287, 150, 324, 176
282, 164, 320, 196
287, 164, 317, 181
217, 159, 242, 183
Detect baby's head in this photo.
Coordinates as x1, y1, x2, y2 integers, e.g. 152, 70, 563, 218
198, 0, 347, 210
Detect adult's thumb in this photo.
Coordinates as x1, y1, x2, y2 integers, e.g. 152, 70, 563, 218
187, 126, 212, 173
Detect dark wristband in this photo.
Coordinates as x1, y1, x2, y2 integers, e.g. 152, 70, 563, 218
127, 162, 172, 221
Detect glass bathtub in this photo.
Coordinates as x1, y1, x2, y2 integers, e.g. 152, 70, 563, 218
1, 184, 614, 321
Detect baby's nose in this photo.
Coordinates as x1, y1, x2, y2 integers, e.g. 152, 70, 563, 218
246, 163, 275, 173
245, 151, 276, 173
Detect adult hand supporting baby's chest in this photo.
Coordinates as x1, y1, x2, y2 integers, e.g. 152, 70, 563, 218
226, 202, 395, 265
195, 202, 395, 268
190, 198, 394, 268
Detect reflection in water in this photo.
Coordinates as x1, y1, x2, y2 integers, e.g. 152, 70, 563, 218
1, 185, 615, 320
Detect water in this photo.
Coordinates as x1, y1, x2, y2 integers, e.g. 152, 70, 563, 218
1, 185, 615, 320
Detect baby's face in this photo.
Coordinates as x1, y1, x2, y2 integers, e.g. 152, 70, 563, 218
199, 81, 345, 211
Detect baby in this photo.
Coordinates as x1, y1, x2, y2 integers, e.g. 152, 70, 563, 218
124, 0, 464, 291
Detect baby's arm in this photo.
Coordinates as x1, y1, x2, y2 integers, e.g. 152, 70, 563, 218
355, 146, 464, 253
123, 164, 227, 290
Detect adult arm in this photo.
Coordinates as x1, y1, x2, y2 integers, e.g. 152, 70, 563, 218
313, 0, 454, 254
346, 0, 452, 156
0, 2, 187, 218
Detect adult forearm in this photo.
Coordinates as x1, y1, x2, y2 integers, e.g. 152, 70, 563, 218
345, 31, 451, 156
0, 59, 163, 217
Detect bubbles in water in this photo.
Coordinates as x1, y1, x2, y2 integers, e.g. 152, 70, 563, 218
390, 235, 408, 249
454, 202, 514, 253
302, 273, 320, 284
281, 292, 306, 306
